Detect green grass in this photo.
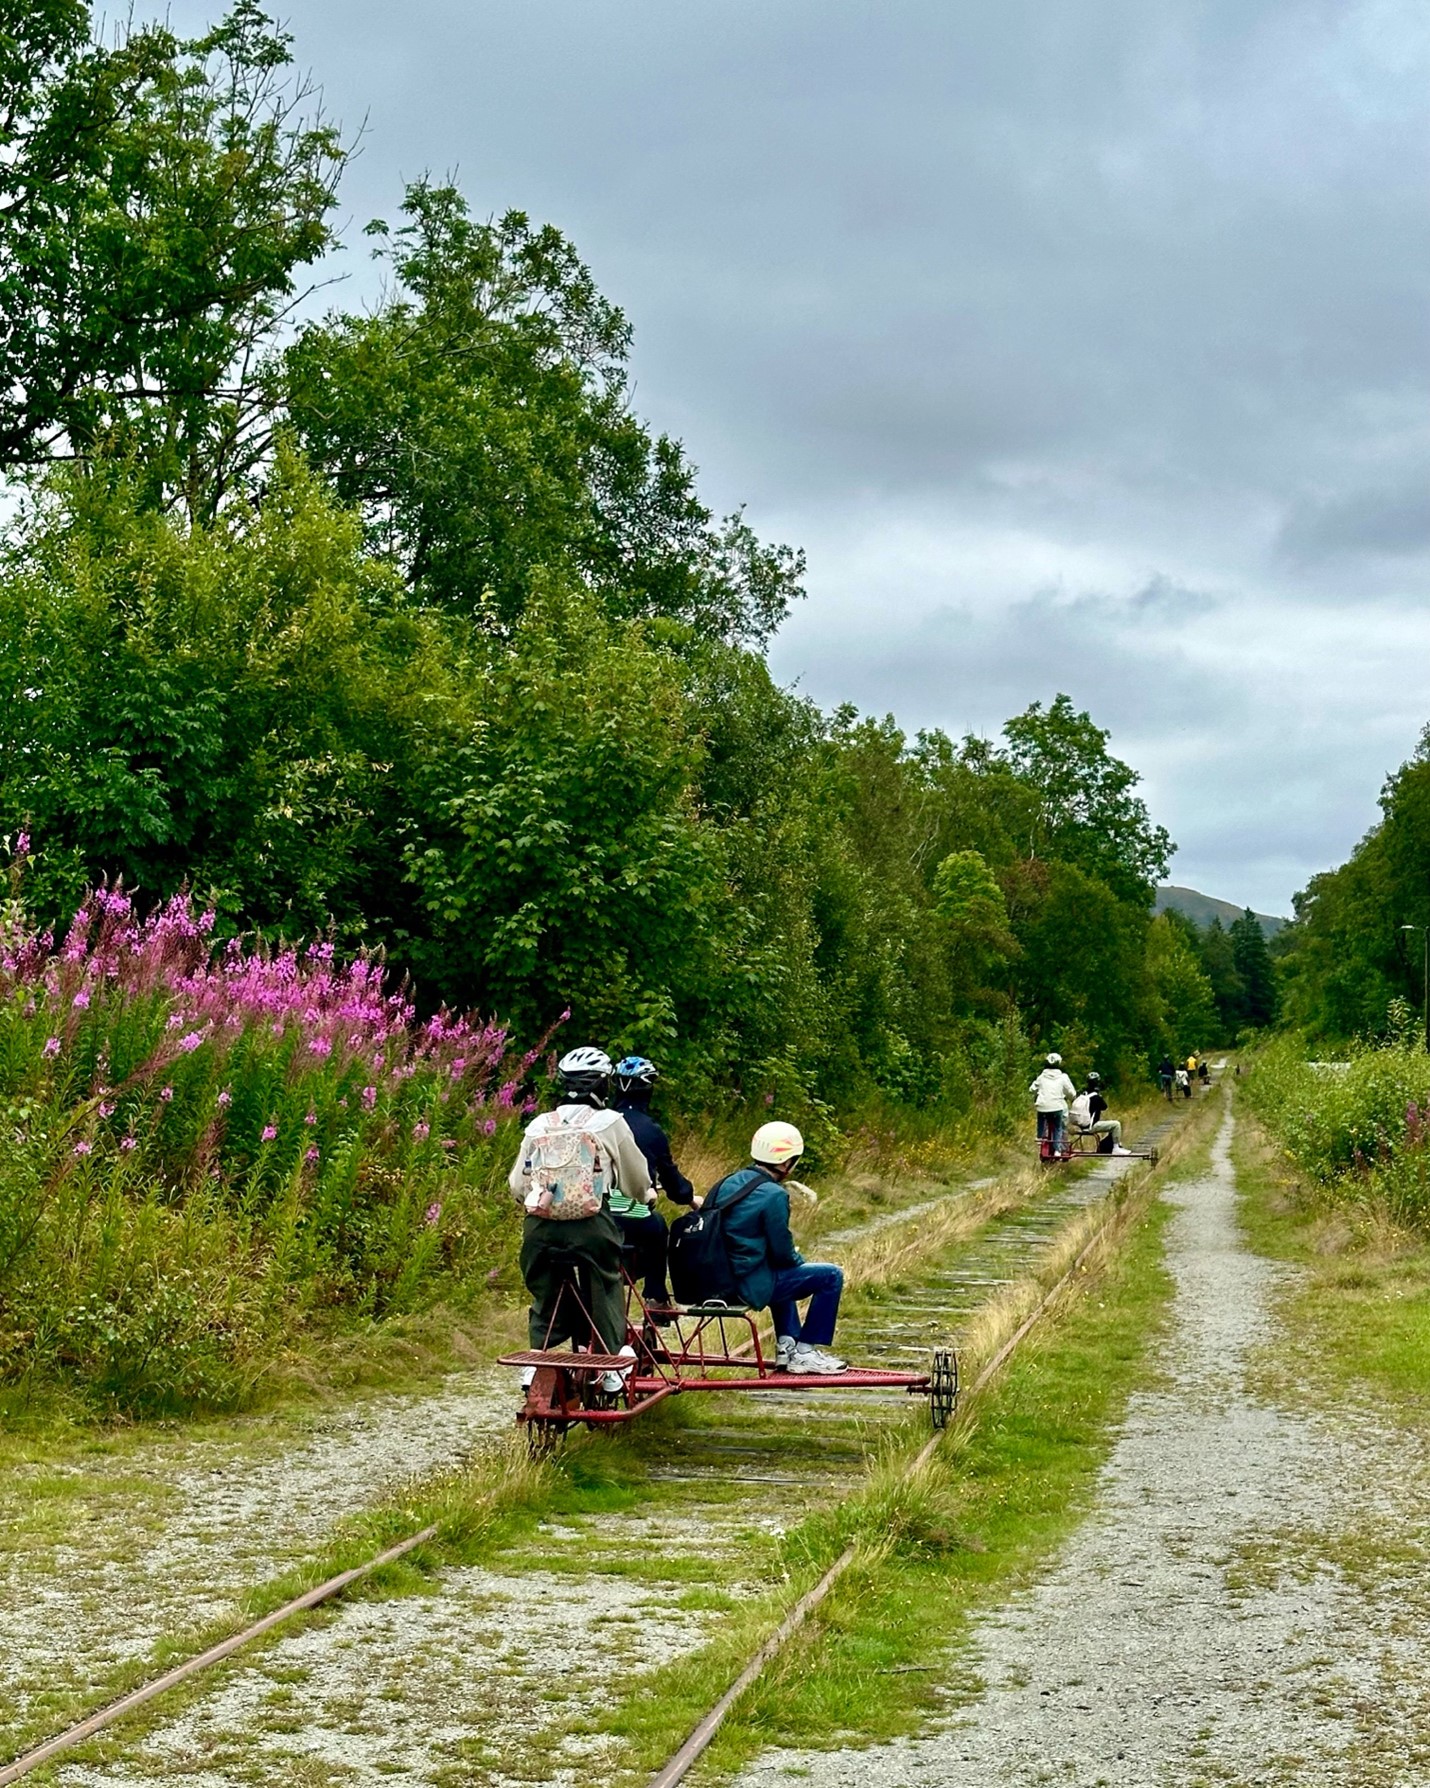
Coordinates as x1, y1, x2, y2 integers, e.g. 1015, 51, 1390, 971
1233, 1106, 1430, 1418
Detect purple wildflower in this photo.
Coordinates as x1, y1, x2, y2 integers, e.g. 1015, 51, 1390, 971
424, 1201, 442, 1227
119, 1136, 137, 1152
261, 1124, 278, 1142
413, 1121, 430, 1141
160, 1086, 174, 1103
304, 1109, 317, 1126
98, 1101, 115, 1119
361, 1085, 377, 1110
309, 1036, 332, 1058
217, 1089, 232, 1107
72, 988, 90, 1010
305, 1146, 320, 1164
482, 1118, 497, 1137
178, 1031, 203, 1052
15, 830, 29, 858
73, 1139, 92, 1157
42, 1036, 59, 1058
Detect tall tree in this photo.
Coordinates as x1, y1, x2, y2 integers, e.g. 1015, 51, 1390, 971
283, 182, 803, 642
0, 2, 344, 517
1000, 695, 1173, 905
1230, 909, 1277, 1029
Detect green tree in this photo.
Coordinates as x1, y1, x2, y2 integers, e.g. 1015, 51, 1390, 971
1000, 694, 1172, 904
1230, 909, 1277, 1029
0, 3, 344, 516
284, 182, 803, 642
1146, 913, 1217, 1055
0, 454, 450, 939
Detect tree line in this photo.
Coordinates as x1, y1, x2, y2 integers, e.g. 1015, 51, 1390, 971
0, 3, 1218, 1117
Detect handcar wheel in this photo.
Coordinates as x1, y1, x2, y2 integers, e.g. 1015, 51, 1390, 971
930, 1347, 958, 1430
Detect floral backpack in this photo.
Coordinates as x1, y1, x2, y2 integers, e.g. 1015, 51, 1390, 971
516, 1108, 606, 1221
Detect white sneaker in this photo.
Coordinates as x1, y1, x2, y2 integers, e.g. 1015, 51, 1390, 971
598, 1344, 637, 1395
787, 1344, 847, 1375
775, 1335, 798, 1370
519, 1365, 537, 1390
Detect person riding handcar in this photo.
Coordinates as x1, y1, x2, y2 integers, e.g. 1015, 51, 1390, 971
508, 1047, 651, 1394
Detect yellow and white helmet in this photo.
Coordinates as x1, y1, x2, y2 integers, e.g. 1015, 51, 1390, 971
751, 1121, 804, 1168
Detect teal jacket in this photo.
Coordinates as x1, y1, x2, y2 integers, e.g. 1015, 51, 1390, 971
707, 1166, 803, 1311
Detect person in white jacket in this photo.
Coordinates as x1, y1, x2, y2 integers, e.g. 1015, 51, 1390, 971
1029, 1052, 1078, 1158
508, 1046, 652, 1392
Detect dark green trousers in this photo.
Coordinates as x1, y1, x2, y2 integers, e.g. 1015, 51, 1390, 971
519, 1210, 627, 1354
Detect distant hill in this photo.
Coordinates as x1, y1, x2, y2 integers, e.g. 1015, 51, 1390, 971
1155, 885, 1286, 938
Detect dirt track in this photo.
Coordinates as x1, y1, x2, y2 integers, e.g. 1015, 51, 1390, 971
735, 1107, 1430, 1788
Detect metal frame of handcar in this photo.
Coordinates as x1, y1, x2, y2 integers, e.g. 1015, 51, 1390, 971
499, 1276, 958, 1444
1039, 1126, 1159, 1165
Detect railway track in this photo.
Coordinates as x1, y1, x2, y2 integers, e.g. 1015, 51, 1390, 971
3, 1092, 1212, 1786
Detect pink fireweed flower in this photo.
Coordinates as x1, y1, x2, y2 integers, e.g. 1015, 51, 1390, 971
424, 1202, 441, 1227
97, 1101, 115, 1119
496, 1081, 518, 1109
441, 1137, 457, 1150
261, 1124, 277, 1142
42, 1036, 59, 1058
450, 1058, 466, 1080
72, 988, 90, 1010
304, 1110, 317, 1126
361, 1085, 377, 1110
178, 1031, 203, 1052
160, 1086, 173, 1102
304, 1146, 320, 1164
413, 1121, 430, 1141
119, 1136, 137, 1152
482, 1118, 497, 1137
309, 1036, 332, 1058
217, 1089, 232, 1107
15, 830, 29, 858
73, 1139, 92, 1157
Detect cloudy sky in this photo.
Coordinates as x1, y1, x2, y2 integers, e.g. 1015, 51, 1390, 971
168, 0, 1430, 913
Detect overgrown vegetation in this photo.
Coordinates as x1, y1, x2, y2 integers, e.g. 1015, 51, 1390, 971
0, 866, 536, 1413
0, 2, 1214, 1412
1243, 1032, 1430, 1233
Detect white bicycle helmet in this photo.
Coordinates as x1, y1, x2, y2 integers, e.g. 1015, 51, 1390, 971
751, 1120, 804, 1168
558, 1046, 613, 1098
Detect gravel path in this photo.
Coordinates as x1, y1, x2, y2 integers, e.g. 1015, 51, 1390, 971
0, 1369, 515, 1744
734, 1108, 1430, 1788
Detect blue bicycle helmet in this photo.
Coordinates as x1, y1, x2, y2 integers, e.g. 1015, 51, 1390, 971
614, 1055, 658, 1095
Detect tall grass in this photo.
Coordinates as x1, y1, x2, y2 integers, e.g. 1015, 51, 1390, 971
0, 859, 547, 1415
1245, 1034, 1430, 1231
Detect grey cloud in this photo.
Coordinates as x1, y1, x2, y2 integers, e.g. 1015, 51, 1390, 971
155, 0, 1430, 908
1278, 481, 1430, 564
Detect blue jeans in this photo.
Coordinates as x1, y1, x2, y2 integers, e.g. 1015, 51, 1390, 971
1037, 1110, 1066, 1155
769, 1262, 844, 1347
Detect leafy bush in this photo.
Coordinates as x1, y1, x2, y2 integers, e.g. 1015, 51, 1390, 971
1245, 1035, 1430, 1230
0, 860, 543, 1413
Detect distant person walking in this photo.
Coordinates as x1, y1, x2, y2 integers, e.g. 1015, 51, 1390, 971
1176, 1066, 1192, 1099
1158, 1055, 1175, 1100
